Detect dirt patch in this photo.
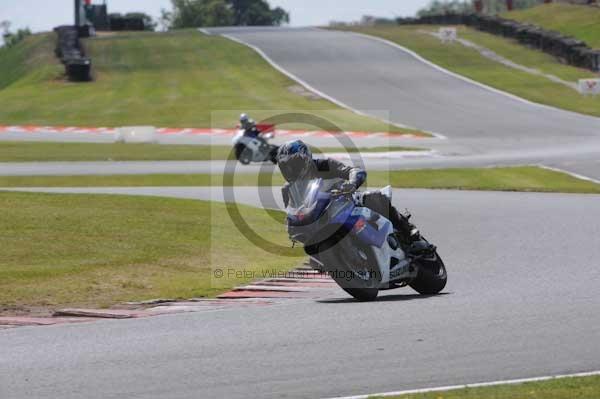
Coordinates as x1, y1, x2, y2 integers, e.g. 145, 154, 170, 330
288, 84, 322, 100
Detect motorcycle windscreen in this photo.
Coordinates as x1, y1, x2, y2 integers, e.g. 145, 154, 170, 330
286, 178, 328, 226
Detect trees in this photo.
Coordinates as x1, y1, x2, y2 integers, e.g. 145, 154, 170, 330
1, 21, 32, 49
417, 0, 473, 17
228, 0, 289, 26
165, 0, 289, 29
124, 13, 158, 31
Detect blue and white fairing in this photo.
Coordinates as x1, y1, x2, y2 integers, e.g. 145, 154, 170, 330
286, 178, 391, 248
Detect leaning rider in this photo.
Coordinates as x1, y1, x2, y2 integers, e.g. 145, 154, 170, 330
276, 140, 429, 253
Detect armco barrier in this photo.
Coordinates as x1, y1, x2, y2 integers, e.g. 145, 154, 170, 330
54, 25, 92, 81
395, 13, 600, 72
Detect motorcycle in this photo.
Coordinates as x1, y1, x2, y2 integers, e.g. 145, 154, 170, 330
285, 178, 447, 301
232, 126, 279, 165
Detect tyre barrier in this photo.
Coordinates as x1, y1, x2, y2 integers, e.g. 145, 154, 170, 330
108, 15, 145, 31
396, 13, 600, 72
54, 25, 92, 82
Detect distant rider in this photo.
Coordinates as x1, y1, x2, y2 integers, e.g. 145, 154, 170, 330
276, 140, 427, 252
240, 113, 262, 140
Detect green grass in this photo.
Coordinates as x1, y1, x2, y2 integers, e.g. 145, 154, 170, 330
0, 141, 425, 162
503, 3, 600, 49
0, 191, 302, 315
336, 25, 600, 117
373, 375, 600, 399
1, 167, 599, 194
0, 33, 61, 90
0, 30, 421, 135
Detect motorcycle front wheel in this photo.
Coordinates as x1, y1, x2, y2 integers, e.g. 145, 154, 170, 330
320, 236, 380, 301
235, 144, 252, 165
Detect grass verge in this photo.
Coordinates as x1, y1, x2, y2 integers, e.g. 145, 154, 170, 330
0, 30, 421, 135
0, 192, 302, 315
1, 167, 599, 193
0, 141, 425, 162
502, 3, 600, 49
337, 25, 600, 117
372, 375, 600, 399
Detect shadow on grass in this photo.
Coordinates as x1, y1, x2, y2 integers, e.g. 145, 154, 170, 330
317, 292, 451, 304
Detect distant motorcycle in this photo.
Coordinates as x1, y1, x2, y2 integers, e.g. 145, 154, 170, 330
232, 125, 279, 165
286, 178, 447, 301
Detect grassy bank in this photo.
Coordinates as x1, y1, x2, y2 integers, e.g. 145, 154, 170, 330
0, 30, 418, 135
337, 25, 600, 117
0, 192, 302, 315
503, 3, 600, 49
0, 141, 425, 162
375, 375, 600, 399
1, 167, 599, 194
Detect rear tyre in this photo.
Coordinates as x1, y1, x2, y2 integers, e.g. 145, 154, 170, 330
409, 251, 447, 295
270, 148, 279, 164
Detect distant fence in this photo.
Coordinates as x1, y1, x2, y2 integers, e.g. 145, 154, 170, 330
396, 14, 600, 72
54, 25, 92, 82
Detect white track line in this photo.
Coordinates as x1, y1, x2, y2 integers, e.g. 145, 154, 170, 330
539, 165, 600, 185
347, 31, 600, 121
326, 370, 600, 399
214, 31, 446, 139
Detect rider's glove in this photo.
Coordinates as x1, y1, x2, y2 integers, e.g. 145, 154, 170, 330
340, 182, 357, 193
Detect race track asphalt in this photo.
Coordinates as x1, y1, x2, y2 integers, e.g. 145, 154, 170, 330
1, 187, 600, 398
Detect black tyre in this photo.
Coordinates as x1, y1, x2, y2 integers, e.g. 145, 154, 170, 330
319, 235, 380, 301
269, 145, 279, 164
409, 251, 447, 295
235, 144, 251, 165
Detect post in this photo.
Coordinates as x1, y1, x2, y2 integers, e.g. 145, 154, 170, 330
75, 0, 82, 26
506, 0, 513, 11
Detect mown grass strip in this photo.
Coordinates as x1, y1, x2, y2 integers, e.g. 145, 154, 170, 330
1, 167, 599, 193
0, 141, 425, 162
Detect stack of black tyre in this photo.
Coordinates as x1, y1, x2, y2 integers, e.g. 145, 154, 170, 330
54, 25, 92, 82
394, 13, 600, 72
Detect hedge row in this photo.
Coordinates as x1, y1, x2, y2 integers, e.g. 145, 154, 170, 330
396, 14, 600, 72
54, 25, 92, 82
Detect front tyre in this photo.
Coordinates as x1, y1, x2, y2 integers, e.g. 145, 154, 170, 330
409, 251, 447, 295
320, 236, 380, 301
235, 144, 252, 165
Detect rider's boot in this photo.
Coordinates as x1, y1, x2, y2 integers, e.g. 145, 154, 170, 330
393, 212, 436, 256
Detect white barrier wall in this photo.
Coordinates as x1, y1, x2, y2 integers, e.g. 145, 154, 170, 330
114, 126, 158, 143
439, 27, 457, 43
578, 79, 600, 95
